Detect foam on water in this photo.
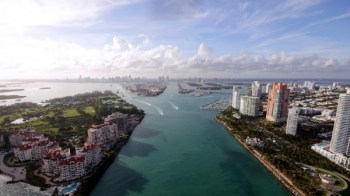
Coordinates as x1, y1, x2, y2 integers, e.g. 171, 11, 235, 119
134, 99, 152, 106
169, 101, 179, 110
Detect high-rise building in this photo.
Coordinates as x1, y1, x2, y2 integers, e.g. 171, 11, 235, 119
265, 83, 272, 94
304, 81, 315, 90
330, 93, 350, 155
266, 83, 290, 123
332, 82, 339, 89
232, 85, 246, 110
239, 96, 260, 117
286, 107, 301, 136
251, 81, 261, 97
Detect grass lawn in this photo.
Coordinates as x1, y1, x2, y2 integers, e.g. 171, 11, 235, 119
46, 111, 55, 118
62, 108, 81, 118
83, 106, 96, 116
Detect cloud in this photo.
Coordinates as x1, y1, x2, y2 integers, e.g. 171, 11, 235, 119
0, 0, 140, 36
0, 36, 349, 79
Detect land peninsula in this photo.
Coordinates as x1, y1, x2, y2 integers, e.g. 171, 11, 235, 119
216, 107, 350, 195
0, 91, 144, 195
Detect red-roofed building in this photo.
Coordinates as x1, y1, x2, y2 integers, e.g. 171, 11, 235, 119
42, 148, 70, 175
76, 143, 101, 168
14, 139, 59, 162
87, 122, 118, 145
58, 156, 86, 181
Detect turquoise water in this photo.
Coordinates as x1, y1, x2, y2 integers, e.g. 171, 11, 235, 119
91, 83, 290, 196
60, 183, 79, 195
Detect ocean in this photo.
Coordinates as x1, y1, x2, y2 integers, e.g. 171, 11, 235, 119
0, 81, 294, 195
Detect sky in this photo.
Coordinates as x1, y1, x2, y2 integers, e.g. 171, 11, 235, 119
0, 0, 350, 79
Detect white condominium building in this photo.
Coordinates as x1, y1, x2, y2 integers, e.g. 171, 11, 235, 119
105, 112, 129, 131
330, 93, 350, 155
87, 121, 118, 145
232, 85, 246, 110
58, 156, 86, 181
42, 148, 70, 175
14, 140, 59, 162
286, 107, 301, 136
251, 81, 261, 97
76, 143, 102, 168
239, 96, 260, 117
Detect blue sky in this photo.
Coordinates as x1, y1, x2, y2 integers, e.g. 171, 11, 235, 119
0, 0, 349, 79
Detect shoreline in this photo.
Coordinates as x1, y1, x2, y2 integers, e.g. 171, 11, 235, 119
215, 117, 306, 196
78, 116, 144, 195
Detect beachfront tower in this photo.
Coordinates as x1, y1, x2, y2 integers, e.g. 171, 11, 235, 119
251, 81, 261, 97
266, 83, 290, 123
286, 107, 301, 136
232, 85, 246, 110
240, 96, 260, 117
330, 93, 350, 155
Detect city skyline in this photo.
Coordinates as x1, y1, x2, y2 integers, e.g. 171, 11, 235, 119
1, 0, 350, 79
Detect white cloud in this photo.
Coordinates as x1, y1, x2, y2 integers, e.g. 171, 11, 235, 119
0, 36, 349, 79
0, 0, 140, 36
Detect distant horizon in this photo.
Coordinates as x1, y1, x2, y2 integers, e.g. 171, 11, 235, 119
1, 77, 350, 81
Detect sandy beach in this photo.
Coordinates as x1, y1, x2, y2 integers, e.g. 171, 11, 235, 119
216, 118, 306, 196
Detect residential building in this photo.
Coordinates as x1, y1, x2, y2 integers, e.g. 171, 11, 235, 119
286, 107, 301, 136
42, 148, 70, 175
312, 141, 350, 170
14, 140, 59, 162
240, 96, 260, 117
105, 112, 129, 131
76, 143, 101, 168
332, 82, 339, 89
58, 156, 86, 181
251, 81, 261, 97
266, 83, 290, 123
9, 128, 38, 146
265, 83, 272, 94
232, 85, 246, 109
13, 144, 32, 161
329, 93, 350, 155
87, 121, 118, 145
304, 81, 315, 90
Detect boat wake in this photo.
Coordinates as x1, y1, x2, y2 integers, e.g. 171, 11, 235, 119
169, 101, 179, 110
134, 99, 152, 106
154, 106, 164, 116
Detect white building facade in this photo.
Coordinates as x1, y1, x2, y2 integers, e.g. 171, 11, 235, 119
87, 122, 118, 145
330, 93, 350, 155
251, 81, 261, 97
232, 85, 246, 110
239, 96, 260, 117
286, 107, 301, 136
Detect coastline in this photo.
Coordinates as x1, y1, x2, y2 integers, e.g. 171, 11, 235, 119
215, 117, 306, 196
77, 116, 144, 195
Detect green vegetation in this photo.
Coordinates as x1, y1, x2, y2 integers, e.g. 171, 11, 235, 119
83, 106, 95, 115
25, 164, 46, 187
0, 91, 144, 148
62, 108, 80, 117
217, 107, 350, 195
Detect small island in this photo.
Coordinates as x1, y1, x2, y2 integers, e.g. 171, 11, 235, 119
0, 91, 144, 195
0, 95, 26, 100
123, 82, 167, 96
39, 87, 51, 90
0, 89, 24, 93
